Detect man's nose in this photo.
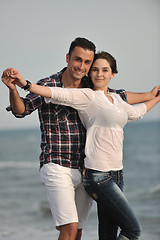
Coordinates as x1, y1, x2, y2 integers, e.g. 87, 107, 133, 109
79, 61, 85, 69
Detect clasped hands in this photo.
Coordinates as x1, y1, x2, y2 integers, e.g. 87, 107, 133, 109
1, 68, 26, 89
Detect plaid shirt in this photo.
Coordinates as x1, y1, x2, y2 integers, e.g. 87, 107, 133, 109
7, 68, 127, 169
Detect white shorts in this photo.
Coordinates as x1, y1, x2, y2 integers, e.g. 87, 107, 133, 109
40, 163, 93, 229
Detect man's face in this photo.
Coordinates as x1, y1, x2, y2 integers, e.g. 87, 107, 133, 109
66, 46, 94, 80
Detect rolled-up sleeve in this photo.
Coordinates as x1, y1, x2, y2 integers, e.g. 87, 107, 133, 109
6, 78, 47, 118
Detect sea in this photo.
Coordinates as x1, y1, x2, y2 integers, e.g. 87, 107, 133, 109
0, 120, 160, 240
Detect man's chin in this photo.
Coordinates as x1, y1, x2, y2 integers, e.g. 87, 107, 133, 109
74, 72, 86, 80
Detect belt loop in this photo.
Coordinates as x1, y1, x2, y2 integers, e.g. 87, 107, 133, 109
117, 170, 119, 181
82, 167, 87, 177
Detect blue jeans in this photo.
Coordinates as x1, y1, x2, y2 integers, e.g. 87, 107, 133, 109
82, 169, 141, 240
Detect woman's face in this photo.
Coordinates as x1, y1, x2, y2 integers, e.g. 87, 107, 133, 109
90, 58, 115, 90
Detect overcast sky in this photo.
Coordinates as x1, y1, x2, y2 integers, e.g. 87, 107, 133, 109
0, 0, 159, 130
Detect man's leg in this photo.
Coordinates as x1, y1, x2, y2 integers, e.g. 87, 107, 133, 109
58, 223, 78, 240
76, 229, 82, 240
40, 163, 81, 239
75, 181, 93, 239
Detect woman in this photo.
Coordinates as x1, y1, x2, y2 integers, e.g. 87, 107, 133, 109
4, 52, 160, 239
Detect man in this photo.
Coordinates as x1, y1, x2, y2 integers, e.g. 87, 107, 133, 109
2, 37, 160, 240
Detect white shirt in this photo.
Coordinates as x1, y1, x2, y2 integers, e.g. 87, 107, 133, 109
45, 88, 147, 171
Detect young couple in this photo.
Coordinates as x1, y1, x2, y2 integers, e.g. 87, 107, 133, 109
2, 37, 160, 240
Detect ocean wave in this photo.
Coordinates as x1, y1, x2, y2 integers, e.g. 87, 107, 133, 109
0, 161, 37, 169
36, 201, 51, 216
150, 184, 160, 195
0, 231, 15, 237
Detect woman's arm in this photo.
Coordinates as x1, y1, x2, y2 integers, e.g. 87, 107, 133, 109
45, 87, 94, 110
2, 68, 52, 98
28, 83, 52, 98
120, 91, 160, 121
2, 68, 93, 110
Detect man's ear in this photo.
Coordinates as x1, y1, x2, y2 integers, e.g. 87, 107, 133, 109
66, 53, 69, 63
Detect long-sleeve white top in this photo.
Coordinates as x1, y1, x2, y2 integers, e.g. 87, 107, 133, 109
45, 87, 147, 171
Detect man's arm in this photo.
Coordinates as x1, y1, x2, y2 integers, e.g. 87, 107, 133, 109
126, 86, 160, 104
2, 68, 26, 114
9, 89, 25, 114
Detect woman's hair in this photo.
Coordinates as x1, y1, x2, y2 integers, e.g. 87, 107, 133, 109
93, 51, 118, 74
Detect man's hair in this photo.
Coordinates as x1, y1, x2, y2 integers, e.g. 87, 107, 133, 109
94, 51, 118, 74
68, 37, 96, 58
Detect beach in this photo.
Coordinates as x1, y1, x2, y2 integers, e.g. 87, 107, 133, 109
0, 121, 160, 239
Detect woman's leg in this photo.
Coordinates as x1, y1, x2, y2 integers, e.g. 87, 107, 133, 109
83, 170, 118, 239
83, 170, 141, 240
98, 203, 118, 239
97, 170, 124, 239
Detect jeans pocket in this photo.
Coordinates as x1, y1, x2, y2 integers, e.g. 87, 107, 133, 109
93, 172, 112, 185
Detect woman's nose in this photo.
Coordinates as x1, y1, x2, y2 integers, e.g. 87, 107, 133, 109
97, 70, 102, 76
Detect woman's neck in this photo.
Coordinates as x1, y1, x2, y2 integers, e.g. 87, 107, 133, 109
93, 85, 108, 93
93, 86, 113, 103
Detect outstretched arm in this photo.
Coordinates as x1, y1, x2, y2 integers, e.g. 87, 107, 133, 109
2, 68, 26, 114
2, 68, 52, 98
1, 68, 92, 111
25, 82, 52, 98
126, 86, 160, 104
122, 90, 160, 122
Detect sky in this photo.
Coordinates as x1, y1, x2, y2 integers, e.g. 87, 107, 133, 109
0, 0, 159, 130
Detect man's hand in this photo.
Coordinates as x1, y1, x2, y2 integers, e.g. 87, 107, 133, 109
150, 85, 160, 99
1, 68, 26, 90
156, 90, 160, 100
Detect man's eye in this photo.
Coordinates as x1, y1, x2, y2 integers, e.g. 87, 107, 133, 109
85, 61, 91, 65
75, 58, 81, 62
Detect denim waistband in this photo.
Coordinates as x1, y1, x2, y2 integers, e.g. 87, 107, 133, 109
83, 168, 123, 177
